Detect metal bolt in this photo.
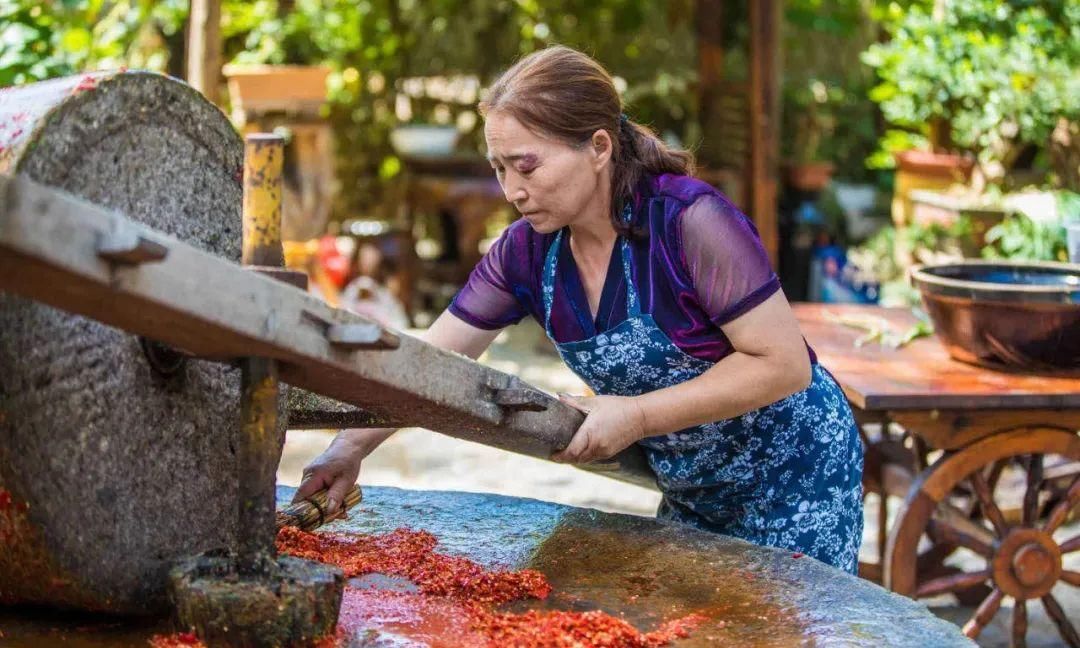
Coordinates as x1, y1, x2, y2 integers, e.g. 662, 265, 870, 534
97, 230, 168, 265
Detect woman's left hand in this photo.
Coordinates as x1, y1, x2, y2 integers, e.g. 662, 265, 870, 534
551, 393, 647, 464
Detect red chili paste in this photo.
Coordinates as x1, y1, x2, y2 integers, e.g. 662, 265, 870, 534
145, 526, 707, 647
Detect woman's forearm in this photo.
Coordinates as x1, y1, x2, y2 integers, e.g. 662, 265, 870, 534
335, 426, 398, 457
633, 351, 810, 438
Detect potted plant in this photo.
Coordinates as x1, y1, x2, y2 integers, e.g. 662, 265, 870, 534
861, 1, 1077, 224
222, 64, 331, 122
782, 78, 837, 192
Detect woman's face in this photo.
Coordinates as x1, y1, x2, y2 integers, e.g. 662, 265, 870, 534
484, 110, 612, 234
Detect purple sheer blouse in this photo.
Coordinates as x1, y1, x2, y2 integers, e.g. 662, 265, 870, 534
449, 174, 814, 364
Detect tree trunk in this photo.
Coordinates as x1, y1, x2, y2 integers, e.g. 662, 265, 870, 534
187, 0, 222, 105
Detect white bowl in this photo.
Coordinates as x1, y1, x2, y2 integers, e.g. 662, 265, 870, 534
389, 125, 459, 157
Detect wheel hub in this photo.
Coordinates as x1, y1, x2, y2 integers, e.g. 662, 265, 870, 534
993, 528, 1062, 599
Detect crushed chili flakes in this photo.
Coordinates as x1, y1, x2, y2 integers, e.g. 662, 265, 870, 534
148, 632, 204, 648
472, 609, 707, 648
277, 526, 551, 605
275, 526, 709, 647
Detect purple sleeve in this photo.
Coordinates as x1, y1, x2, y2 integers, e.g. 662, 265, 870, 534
448, 226, 529, 330
679, 195, 781, 326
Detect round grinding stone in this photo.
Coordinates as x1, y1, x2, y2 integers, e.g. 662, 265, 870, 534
0, 72, 258, 614
168, 553, 344, 647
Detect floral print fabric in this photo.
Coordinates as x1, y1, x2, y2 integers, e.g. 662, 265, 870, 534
543, 227, 864, 574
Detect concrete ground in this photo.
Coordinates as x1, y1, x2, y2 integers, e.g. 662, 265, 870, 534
279, 320, 1078, 647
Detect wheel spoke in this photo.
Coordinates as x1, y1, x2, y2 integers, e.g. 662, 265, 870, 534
1062, 570, 1080, 587
1023, 454, 1043, 527
1043, 594, 1080, 648
1042, 460, 1080, 484
916, 569, 990, 598
933, 502, 997, 555
1062, 535, 1080, 554
987, 458, 1007, 490
1044, 475, 1080, 534
963, 588, 1004, 640
927, 517, 993, 558
1012, 600, 1027, 648
970, 471, 1010, 536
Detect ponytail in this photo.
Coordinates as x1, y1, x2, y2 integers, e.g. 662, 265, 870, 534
612, 115, 694, 236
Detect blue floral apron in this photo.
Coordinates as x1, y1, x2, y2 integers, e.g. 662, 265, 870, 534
542, 227, 864, 573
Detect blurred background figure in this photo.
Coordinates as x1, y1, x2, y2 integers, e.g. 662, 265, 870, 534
339, 242, 409, 329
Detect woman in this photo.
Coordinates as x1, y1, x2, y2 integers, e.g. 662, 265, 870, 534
297, 46, 863, 573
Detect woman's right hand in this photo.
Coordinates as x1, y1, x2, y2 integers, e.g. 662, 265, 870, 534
292, 310, 501, 513
293, 433, 367, 514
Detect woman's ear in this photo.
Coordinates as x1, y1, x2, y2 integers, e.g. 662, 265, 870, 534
590, 129, 613, 171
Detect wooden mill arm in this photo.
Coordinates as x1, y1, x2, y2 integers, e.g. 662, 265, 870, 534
0, 173, 655, 489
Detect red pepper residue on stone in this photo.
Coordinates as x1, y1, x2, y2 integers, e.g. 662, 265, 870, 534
472, 608, 707, 648
275, 526, 709, 647
148, 632, 205, 648
71, 75, 98, 95
336, 588, 488, 646
277, 526, 551, 605
0, 488, 31, 546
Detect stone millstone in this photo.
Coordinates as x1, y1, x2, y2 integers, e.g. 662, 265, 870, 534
169, 553, 344, 648
0, 71, 256, 614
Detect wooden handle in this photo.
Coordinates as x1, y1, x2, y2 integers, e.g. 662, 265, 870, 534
276, 484, 363, 532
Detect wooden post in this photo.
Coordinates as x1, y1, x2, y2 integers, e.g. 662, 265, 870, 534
695, 0, 724, 168
749, 0, 781, 267
237, 133, 286, 573
187, 0, 222, 105
242, 135, 286, 267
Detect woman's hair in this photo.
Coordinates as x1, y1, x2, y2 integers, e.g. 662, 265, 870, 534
480, 45, 695, 236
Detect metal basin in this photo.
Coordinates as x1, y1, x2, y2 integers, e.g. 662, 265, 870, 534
911, 261, 1080, 374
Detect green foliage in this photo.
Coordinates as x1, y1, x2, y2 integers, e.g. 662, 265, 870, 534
861, 0, 1080, 184
1, 0, 699, 217
0, 0, 186, 86
980, 189, 1077, 262
781, 0, 882, 181
981, 213, 1068, 261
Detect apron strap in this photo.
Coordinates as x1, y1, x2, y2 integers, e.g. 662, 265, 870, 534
541, 229, 562, 335
620, 238, 641, 317
541, 208, 644, 335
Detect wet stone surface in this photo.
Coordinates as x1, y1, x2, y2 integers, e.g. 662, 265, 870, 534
0, 486, 973, 646
304, 487, 972, 647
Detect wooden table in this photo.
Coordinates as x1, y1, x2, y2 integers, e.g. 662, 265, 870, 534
795, 303, 1080, 647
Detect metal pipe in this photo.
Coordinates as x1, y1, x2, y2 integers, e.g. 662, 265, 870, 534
241, 134, 285, 268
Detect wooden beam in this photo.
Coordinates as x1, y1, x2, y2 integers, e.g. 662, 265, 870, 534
749, 0, 781, 267
187, 0, 222, 104
0, 174, 656, 490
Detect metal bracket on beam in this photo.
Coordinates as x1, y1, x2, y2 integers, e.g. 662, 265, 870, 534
96, 230, 169, 265
492, 388, 549, 412
326, 322, 400, 351
300, 307, 400, 351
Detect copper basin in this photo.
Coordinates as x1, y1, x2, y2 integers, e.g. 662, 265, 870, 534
911, 261, 1080, 374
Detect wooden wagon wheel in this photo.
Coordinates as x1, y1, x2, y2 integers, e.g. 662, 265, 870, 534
885, 427, 1080, 646
859, 424, 994, 604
